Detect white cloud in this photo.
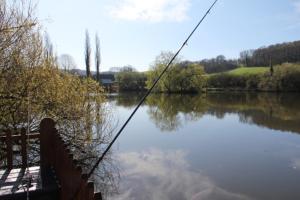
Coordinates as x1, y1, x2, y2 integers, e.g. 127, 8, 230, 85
112, 148, 253, 200
293, 1, 300, 13
108, 0, 191, 22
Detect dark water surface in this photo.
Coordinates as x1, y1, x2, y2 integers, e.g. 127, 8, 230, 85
108, 92, 300, 200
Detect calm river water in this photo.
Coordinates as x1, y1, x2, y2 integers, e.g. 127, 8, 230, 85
107, 92, 300, 200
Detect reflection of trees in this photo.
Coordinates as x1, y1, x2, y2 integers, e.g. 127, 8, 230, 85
147, 106, 181, 132
205, 92, 300, 134
112, 93, 145, 108
114, 92, 300, 134
59, 101, 120, 198
146, 94, 207, 132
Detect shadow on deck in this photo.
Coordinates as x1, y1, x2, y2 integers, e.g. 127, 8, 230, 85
0, 166, 58, 200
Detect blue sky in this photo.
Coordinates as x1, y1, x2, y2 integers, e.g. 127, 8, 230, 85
37, 0, 300, 71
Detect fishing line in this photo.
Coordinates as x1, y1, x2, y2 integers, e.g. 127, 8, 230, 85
87, 0, 219, 180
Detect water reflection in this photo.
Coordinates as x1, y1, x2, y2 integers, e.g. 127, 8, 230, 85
114, 92, 300, 134
109, 92, 300, 200
291, 158, 300, 170
113, 148, 252, 200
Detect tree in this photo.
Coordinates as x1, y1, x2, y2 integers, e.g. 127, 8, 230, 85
239, 50, 254, 66
146, 51, 179, 92
197, 55, 238, 74
0, 2, 108, 136
270, 57, 273, 76
95, 33, 101, 82
85, 30, 91, 77
44, 32, 54, 61
58, 54, 77, 72
0, 1, 37, 70
116, 66, 147, 91
216, 55, 226, 63
0, 1, 119, 193
120, 65, 135, 72
147, 51, 206, 93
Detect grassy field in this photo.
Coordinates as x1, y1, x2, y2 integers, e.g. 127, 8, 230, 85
226, 67, 269, 75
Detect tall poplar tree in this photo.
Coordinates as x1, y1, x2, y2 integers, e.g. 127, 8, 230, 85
85, 30, 91, 77
95, 33, 101, 82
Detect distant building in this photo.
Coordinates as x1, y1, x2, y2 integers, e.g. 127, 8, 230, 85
69, 69, 118, 92
99, 73, 118, 92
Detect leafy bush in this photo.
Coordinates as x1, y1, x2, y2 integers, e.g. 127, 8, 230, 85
258, 63, 300, 91
147, 52, 206, 93
116, 69, 147, 91
207, 74, 247, 89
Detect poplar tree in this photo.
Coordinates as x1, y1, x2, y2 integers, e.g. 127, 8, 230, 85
95, 33, 101, 82
85, 30, 91, 77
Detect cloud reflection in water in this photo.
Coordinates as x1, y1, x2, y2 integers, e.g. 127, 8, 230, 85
291, 158, 300, 170
111, 148, 253, 200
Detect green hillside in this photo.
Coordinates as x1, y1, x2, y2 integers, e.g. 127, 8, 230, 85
227, 67, 269, 75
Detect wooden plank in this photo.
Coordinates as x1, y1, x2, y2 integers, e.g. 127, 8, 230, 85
0, 166, 41, 196
0, 133, 40, 141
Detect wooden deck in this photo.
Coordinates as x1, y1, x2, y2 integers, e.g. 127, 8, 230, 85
0, 166, 59, 200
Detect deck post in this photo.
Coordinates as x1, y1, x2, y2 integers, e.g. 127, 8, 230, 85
21, 128, 27, 168
40, 118, 56, 186
6, 130, 13, 169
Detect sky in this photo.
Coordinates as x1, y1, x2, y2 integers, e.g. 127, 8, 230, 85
37, 0, 300, 71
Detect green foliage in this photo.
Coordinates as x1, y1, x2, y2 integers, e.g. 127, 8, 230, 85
0, 1, 118, 194
0, 0, 107, 139
207, 73, 247, 89
147, 52, 206, 93
258, 63, 300, 91
207, 63, 300, 92
197, 55, 238, 74
0, 55, 106, 137
115, 67, 147, 91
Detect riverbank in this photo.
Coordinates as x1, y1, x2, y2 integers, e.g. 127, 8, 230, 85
115, 63, 300, 93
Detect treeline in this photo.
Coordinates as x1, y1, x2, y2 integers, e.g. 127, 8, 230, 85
240, 40, 300, 66
116, 62, 300, 93
116, 52, 206, 93
207, 63, 300, 92
182, 40, 300, 74
196, 55, 238, 74
180, 55, 238, 74
114, 40, 300, 92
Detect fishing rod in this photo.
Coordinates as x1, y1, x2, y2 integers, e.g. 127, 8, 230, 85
87, 0, 219, 179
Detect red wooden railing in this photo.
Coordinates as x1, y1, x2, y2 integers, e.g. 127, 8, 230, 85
0, 128, 39, 169
40, 118, 102, 200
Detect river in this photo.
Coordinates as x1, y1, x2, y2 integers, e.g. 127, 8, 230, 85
106, 92, 300, 200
